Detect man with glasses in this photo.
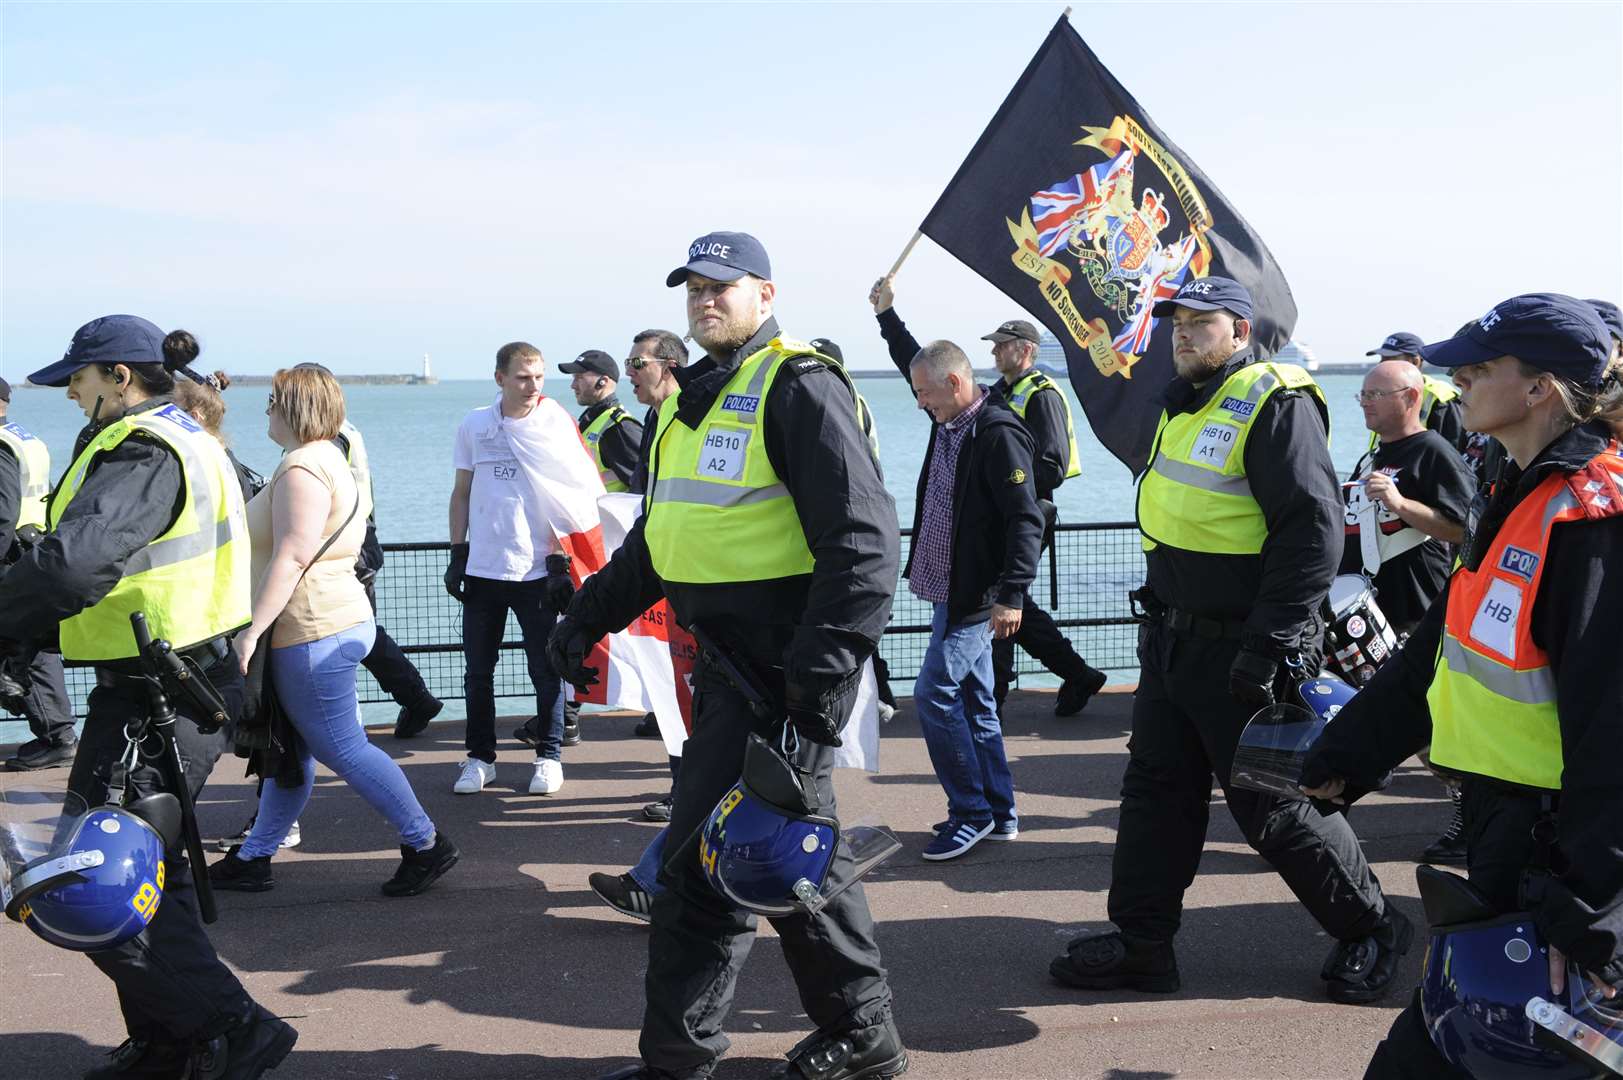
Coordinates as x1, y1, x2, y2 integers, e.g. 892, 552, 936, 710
623, 329, 691, 496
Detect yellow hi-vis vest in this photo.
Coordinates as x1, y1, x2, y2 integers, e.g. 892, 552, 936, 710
1425, 443, 1623, 790
49, 402, 251, 662
645, 338, 848, 584
1136, 361, 1327, 555
338, 420, 374, 521
582, 403, 636, 493
1365, 374, 1460, 452
1005, 369, 1082, 480
0, 421, 50, 531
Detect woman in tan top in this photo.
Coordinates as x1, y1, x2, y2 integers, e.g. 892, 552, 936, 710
209, 366, 457, 897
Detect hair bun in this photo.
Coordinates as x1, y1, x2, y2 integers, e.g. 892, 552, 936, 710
162, 329, 200, 372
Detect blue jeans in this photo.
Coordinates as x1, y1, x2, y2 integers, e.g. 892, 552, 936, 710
629, 827, 668, 895
913, 603, 1016, 826
242, 621, 435, 858
462, 575, 564, 764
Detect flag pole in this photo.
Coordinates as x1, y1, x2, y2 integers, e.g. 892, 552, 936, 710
884, 229, 924, 281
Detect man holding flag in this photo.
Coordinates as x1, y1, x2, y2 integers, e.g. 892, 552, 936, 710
550, 231, 905, 1080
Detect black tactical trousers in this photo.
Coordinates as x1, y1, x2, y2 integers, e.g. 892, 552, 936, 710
641, 658, 892, 1075
991, 588, 1094, 704
15, 645, 76, 744
69, 663, 251, 1041
362, 579, 433, 709
1107, 623, 1387, 943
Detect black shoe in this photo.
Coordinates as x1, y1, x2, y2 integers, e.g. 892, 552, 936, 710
642, 794, 673, 822
6, 736, 78, 771
1420, 789, 1467, 865
589, 871, 654, 923
186, 1004, 297, 1080
634, 712, 660, 737
381, 832, 459, 897
83, 1035, 188, 1079
512, 721, 539, 748
1055, 668, 1108, 717
1324, 907, 1414, 1004
562, 715, 582, 746
769, 1014, 908, 1080
208, 847, 275, 893
1050, 930, 1180, 993
393, 696, 443, 739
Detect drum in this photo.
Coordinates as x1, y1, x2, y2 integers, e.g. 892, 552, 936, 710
1322, 574, 1398, 687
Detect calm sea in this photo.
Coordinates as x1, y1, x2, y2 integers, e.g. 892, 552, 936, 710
10, 370, 1374, 534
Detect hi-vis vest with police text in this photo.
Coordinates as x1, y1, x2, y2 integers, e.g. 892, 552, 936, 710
338, 420, 375, 521
582, 403, 635, 493
1365, 374, 1460, 452
1137, 361, 1327, 555
645, 338, 860, 584
0, 421, 50, 532
49, 403, 251, 662
1426, 443, 1623, 790
1005, 369, 1081, 480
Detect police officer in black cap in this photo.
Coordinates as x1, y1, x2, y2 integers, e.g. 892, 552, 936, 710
561, 349, 645, 494
0, 316, 296, 1079
0, 374, 78, 770
1048, 276, 1411, 1003
550, 231, 906, 1080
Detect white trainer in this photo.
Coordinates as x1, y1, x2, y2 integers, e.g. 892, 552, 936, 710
453, 757, 497, 794
529, 758, 564, 795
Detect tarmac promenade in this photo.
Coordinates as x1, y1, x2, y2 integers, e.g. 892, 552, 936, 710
2, 687, 1446, 1079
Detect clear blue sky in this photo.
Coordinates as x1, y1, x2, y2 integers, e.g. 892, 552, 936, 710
4, 2, 1619, 379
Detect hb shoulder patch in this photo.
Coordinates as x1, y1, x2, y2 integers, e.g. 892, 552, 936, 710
1008, 468, 1027, 485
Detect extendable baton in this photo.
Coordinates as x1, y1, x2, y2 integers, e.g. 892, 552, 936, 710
688, 623, 776, 724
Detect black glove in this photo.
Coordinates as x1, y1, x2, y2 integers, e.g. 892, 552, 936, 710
783, 670, 861, 748
444, 542, 469, 602
543, 553, 575, 614
547, 616, 600, 691
1229, 648, 1280, 709
0, 658, 26, 717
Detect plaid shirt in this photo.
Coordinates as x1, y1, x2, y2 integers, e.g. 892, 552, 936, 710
909, 389, 989, 603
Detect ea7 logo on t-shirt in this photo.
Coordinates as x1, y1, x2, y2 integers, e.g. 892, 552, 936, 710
1498, 545, 1539, 582
492, 463, 518, 481
1218, 396, 1255, 419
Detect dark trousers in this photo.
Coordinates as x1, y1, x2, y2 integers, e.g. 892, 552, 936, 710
991, 587, 1096, 704
461, 575, 563, 763
362, 579, 433, 708
15, 646, 75, 745
641, 659, 891, 1074
70, 663, 249, 1041
1107, 623, 1386, 943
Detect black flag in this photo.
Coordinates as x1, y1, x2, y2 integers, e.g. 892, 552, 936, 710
921, 14, 1297, 475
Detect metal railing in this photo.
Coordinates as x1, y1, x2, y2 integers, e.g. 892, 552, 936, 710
62, 523, 1145, 712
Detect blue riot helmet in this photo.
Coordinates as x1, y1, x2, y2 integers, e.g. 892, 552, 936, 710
3, 789, 179, 952
1230, 674, 1357, 800
699, 731, 901, 917
1417, 865, 1623, 1078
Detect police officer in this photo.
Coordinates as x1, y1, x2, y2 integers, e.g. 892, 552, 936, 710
1364, 330, 1467, 454
1048, 277, 1409, 1003
869, 276, 1108, 717
561, 348, 645, 493
550, 232, 905, 1080
0, 374, 78, 770
1303, 294, 1623, 1077
0, 316, 296, 1079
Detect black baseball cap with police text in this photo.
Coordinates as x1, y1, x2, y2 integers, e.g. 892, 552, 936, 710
1420, 293, 1613, 388
1150, 276, 1254, 321
558, 350, 619, 378
1365, 332, 1426, 357
981, 320, 1040, 345
666, 232, 772, 288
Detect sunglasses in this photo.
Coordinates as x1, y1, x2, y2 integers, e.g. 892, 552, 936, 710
624, 357, 669, 372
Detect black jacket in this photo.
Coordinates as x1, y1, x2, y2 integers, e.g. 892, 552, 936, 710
877, 308, 1073, 499
0, 438, 20, 560
1142, 350, 1343, 657
567, 318, 899, 686
578, 398, 644, 492
0, 398, 185, 652
1303, 421, 1623, 980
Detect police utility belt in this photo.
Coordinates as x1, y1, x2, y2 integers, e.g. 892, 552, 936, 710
95, 634, 231, 686
1129, 587, 1244, 642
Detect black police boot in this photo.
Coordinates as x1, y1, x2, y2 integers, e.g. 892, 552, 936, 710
1419, 788, 1467, 865
381, 831, 459, 897
208, 847, 274, 893
185, 1004, 297, 1080
5, 735, 78, 771
562, 712, 582, 746
1055, 667, 1108, 717
83, 1034, 189, 1079
1323, 906, 1413, 1004
392, 695, 443, 739
769, 1014, 908, 1080
1049, 929, 1180, 993
633, 712, 660, 737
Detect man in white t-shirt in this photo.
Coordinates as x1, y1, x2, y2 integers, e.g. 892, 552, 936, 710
445, 342, 578, 795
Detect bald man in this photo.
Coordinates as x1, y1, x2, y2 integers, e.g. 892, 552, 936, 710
1342, 360, 1475, 636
